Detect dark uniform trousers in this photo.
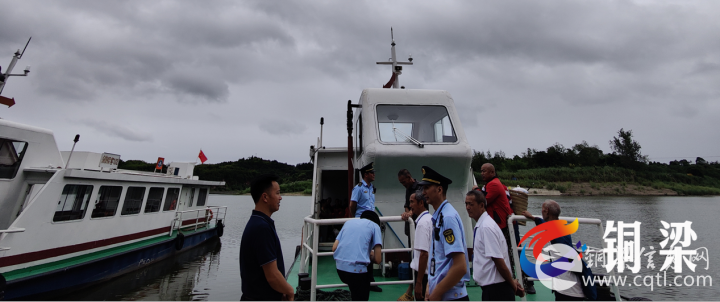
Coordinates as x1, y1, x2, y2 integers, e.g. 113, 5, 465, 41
337, 269, 371, 301
480, 281, 515, 301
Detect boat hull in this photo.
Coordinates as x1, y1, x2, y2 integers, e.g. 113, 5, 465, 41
2, 227, 218, 300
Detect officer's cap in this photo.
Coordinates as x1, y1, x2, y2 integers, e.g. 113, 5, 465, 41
360, 162, 375, 174
417, 166, 452, 186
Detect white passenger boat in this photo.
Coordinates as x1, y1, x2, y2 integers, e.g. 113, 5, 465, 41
0, 45, 226, 300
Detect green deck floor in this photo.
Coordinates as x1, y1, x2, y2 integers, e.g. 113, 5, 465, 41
287, 254, 557, 301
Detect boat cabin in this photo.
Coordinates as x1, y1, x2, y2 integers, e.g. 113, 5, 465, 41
310, 88, 476, 249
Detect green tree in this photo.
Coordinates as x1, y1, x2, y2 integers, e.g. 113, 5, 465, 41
609, 128, 647, 166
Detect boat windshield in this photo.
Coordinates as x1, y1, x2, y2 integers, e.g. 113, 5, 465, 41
0, 138, 28, 179
376, 105, 457, 143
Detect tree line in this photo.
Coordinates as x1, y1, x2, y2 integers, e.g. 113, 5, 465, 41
470, 128, 720, 194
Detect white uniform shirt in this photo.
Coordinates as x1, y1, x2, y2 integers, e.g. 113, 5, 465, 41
472, 211, 512, 286
410, 211, 432, 273
556, 270, 585, 297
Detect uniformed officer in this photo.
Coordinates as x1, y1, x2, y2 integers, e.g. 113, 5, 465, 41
418, 166, 471, 301
349, 162, 382, 292
350, 162, 376, 218
332, 210, 383, 301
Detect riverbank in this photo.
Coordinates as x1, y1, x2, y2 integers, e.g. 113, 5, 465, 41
522, 182, 678, 196
213, 182, 679, 197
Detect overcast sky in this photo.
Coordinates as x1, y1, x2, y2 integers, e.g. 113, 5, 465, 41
1, 0, 719, 166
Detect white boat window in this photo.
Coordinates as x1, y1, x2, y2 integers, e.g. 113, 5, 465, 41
91, 186, 123, 218
121, 187, 146, 215
197, 188, 208, 206
0, 139, 28, 179
53, 185, 93, 222
144, 187, 164, 213
163, 188, 180, 211
376, 105, 457, 143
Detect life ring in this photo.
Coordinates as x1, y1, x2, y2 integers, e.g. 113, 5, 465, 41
216, 220, 224, 238
175, 233, 185, 250
206, 208, 214, 221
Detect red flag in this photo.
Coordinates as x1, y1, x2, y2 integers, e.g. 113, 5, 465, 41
198, 150, 207, 164
0, 96, 15, 107
155, 157, 164, 170
382, 72, 397, 88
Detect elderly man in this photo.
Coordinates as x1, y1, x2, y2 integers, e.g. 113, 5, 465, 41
399, 169, 421, 247
397, 190, 432, 301
522, 200, 597, 301
466, 190, 523, 301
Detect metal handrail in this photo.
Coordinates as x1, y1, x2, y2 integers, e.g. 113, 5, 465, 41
0, 228, 25, 234
300, 215, 415, 301
508, 214, 622, 301
168, 206, 228, 236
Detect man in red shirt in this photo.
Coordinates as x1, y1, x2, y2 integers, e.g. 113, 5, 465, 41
479, 163, 512, 230
476, 163, 536, 294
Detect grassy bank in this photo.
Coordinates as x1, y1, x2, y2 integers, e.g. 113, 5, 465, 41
477, 166, 720, 196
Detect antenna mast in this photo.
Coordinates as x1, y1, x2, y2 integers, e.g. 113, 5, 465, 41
376, 28, 413, 89
0, 37, 32, 99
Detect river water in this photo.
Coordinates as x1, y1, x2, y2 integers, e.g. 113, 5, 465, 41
60, 194, 719, 301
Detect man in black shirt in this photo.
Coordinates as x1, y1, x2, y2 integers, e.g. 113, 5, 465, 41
398, 169, 420, 247
240, 174, 294, 301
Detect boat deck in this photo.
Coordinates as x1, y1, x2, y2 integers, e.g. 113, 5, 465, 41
287, 254, 557, 301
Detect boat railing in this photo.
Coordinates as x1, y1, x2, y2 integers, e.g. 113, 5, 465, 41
300, 215, 414, 301
169, 206, 228, 236
507, 215, 622, 301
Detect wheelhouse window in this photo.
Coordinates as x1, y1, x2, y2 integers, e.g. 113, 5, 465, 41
0, 139, 28, 179
53, 185, 93, 222
145, 187, 164, 213
121, 187, 146, 215
197, 188, 208, 206
163, 188, 180, 211
376, 105, 457, 143
91, 186, 123, 218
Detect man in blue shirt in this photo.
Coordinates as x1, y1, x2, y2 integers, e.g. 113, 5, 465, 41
332, 210, 383, 301
350, 162, 382, 292
239, 174, 294, 301
351, 162, 375, 217
418, 166, 471, 301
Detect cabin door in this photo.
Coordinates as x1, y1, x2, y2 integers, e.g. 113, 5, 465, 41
178, 187, 195, 211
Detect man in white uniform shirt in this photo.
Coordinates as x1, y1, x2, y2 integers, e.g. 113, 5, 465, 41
465, 190, 523, 301
397, 190, 432, 301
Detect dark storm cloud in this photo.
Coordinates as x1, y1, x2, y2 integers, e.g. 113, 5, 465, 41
258, 119, 307, 136
2, 0, 719, 164
80, 119, 153, 142
0, 0, 294, 102
161, 72, 229, 103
